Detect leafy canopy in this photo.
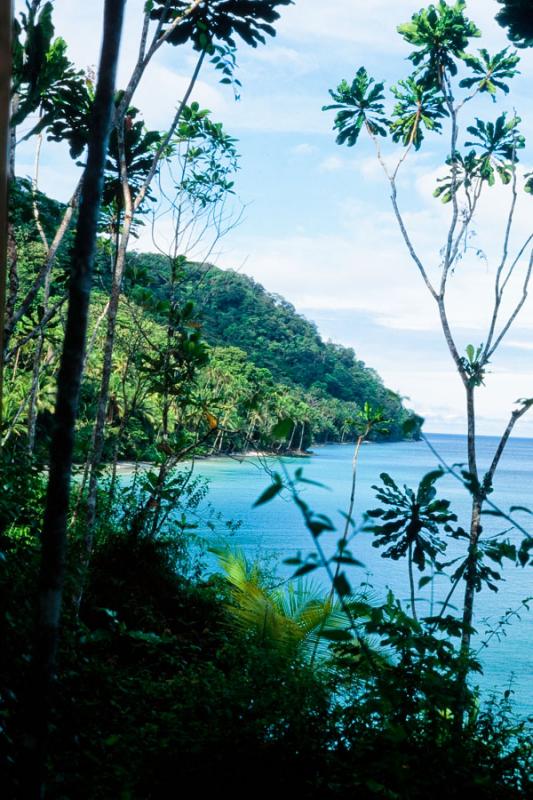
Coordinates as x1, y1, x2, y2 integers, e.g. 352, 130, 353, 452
147, 0, 293, 50
366, 470, 457, 571
496, 0, 533, 48
324, 1, 525, 206
322, 68, 388, 147
398, 0, 481, 84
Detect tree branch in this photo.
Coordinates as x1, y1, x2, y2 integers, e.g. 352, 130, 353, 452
484, 401, 533, 491
133, 48, 207, 213
8, 178, 81, 337
486, 246, 533, 360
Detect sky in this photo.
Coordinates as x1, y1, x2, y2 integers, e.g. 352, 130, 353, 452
14, 0, 533, 437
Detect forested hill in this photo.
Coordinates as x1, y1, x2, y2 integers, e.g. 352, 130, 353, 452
8, 179, 419, 466
125, 253, 421, 443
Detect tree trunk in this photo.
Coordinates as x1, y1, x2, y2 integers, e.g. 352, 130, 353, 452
27, 4, 125, 793
84, 216, 131, 547
27, 270, 52, 452
461, 383, 480, 653
461, 495, 482, 653
0, 0, 13, 426
298, 422, 305, 452
287, 421, 297, 451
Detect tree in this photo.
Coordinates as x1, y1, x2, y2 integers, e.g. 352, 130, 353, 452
323, 0, 533, 691
81, 0, 292, 552
496, 0, 533, 47
28, 0, 126, 792
0, 0, 12, 426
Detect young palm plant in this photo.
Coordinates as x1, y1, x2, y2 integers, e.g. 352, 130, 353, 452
213, 546, 350, 662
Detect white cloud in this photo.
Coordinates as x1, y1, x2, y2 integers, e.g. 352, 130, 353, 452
318, 156, 345, 172
506, 340, 533, 351
291, 143, 319, 156
242, 45, 316, 74
134, 64, 229, 131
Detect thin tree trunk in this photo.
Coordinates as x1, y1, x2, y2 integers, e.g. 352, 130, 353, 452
83, 48, 207, 556
461, 496, 482, 653
287, 421, 297, 451
27, 4, 125, 793
460, 384, 481, 650
408, 540, 418, 622
84, 209, 131, 546
27, 270, 51, 452
298, 422, 305, 452
0, 0, 13, 427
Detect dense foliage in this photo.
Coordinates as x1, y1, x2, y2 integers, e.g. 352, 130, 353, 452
1, 468, 532, 798
2, 1, 533, 797
4, 184, 420, 464
125, 252, 421, 446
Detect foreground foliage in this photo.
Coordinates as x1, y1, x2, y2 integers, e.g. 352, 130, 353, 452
1, 463, 532, 798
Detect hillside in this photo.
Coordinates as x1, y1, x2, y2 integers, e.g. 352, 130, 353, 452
7, 180, 419, 465
124, 253, 421, 445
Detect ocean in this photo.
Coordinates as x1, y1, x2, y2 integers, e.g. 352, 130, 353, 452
173, 433, 533, 716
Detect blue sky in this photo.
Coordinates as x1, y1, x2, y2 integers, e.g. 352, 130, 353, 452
14, 0, 533, 436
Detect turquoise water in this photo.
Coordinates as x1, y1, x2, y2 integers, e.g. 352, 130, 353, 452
184, 434, 533, 715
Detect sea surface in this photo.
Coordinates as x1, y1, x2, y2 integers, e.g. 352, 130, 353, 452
169, 433, 533, 716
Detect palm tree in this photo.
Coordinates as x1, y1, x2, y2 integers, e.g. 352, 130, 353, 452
213, 546, 348, 662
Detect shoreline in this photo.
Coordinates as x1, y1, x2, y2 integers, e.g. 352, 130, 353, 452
72, 439, 416, 476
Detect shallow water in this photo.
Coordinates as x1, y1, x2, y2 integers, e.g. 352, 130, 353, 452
156, 434, 533, 715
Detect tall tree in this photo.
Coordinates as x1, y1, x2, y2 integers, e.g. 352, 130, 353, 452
83, 0, 292, 549
323, 0, 533, 705
28, 2, 126, 793
0, 0, 13, 426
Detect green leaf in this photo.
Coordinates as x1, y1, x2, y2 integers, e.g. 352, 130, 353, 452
333, 572, 351, 598
510, 505, 533, 515
253, 480, 282, 507
323, 67, 388, 148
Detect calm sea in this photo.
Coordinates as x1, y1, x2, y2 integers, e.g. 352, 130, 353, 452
181, 433, 533, 716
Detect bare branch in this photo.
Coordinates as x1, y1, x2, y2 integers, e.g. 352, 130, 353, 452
440, 74, 461, 297
138, 8, 152, 62
117, 0, 203, 121
367, 125, 438, 301
391, 107, 421, 182
32, 131, 49, 250
8, 178, 82, 335
5, 294, 66, 363
486, 246, 533, 360
485, 401, 533, 490
483, 153, 521, 361
436, 296, 466, 380
82, 299, 110, 373
390, 184, 438, 300
443, 177, 483, 297
133, 48, 207, 214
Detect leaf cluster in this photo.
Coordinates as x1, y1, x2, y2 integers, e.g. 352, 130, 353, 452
434, 113, 524, 203
496, 0, 533, 48
322, 67, 388, 146
398, 0, 481, 85
148, 0, 292, 51
460, 47, 520, 99
390, 78, 447, 149
13, 2, 93, 157
366, 470, 456, 571
103, 105, 162, 213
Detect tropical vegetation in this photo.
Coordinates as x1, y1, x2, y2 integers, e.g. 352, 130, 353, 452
1, 1, 533, 798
